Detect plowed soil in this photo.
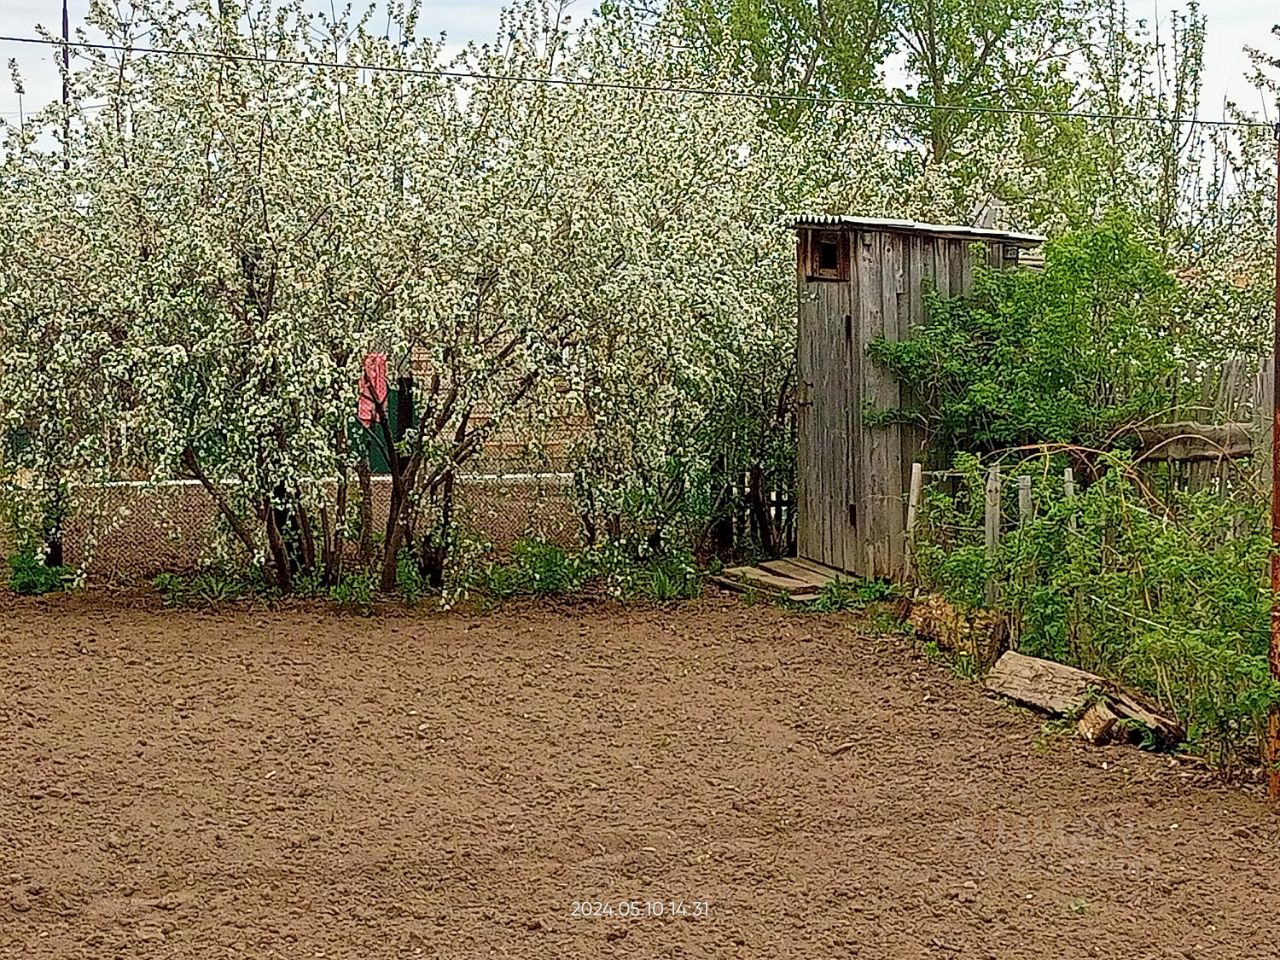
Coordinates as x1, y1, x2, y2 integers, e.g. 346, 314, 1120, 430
2, 594, 1278, 959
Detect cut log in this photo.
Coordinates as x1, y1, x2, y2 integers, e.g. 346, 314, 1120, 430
1128, 422, 1252, 462
1108, 689, 1183, 745
909, 594, 1006, 667
984, 651, 1097, 715
984, 651, 1184, 747
1077, 700, 1119, 745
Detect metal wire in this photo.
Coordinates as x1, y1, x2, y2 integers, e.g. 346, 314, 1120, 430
0, 33, 1271, 130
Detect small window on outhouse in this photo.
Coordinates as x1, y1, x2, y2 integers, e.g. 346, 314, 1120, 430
806, 230, 848, 281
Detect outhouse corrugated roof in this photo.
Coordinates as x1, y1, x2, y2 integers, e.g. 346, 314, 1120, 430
793, 215, 1044, 247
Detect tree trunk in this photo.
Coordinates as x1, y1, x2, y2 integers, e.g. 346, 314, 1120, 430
379, 482, 406, 593
271, 481, 300, 576
264, 495, 293, 594
181, 446, 258, 558
395, 375, 414, 443
297, 503, 317, 577
356, 458, 374, 562
323, 467, 349, 587
44, 487, 65, 568
747, 463, 775, 556
419, 472, 456, 589
710, 454, 735, 552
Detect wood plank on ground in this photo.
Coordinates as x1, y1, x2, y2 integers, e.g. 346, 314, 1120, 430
984, 650, 1096, 715
788, 557, 850, 581
713, 575, 755, 597
984, 651, 1183, 747
712, 574, 820, 604
720, 566, 814, 596
758, 559, 839, 589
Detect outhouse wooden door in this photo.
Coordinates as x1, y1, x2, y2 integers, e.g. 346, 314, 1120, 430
795, 219, 1040, 578
795, 274, 858, 572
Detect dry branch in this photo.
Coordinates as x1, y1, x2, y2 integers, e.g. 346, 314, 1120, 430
1128, 422, 1252, 462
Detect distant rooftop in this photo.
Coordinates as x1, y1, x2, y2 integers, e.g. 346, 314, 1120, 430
793, 215, 1044, 247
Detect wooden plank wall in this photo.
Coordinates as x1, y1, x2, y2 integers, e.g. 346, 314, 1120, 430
795, 231, 856, 571
855, 230, 895, 575
798, 228, 1008, 578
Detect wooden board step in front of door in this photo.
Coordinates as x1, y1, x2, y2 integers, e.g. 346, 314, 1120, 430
713, 558, 850, 603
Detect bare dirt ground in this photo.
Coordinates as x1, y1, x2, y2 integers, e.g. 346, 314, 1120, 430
2, 594, 1278, 960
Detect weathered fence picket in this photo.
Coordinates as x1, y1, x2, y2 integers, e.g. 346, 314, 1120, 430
1018, 475, 1033, 523
904, 461, 924, 581
984, 466, 1001, 604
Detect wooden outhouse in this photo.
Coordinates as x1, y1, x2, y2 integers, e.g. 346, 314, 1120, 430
794, 216, 1043, 578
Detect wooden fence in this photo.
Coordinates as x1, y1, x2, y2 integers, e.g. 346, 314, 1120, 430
1134, 352, 1273, 500
903, 450, 1262, 598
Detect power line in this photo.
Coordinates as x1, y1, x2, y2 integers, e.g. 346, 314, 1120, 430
0, 32, 1272, 131
0, 102, 109, 116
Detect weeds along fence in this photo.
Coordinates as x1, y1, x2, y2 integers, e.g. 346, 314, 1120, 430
0, 441, 794, 582
906, 449, 1277, 775
0, 473, 581, 582
34, 469, 792, 581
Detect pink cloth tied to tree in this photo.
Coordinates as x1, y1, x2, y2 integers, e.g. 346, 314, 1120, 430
358, 352, 389, 427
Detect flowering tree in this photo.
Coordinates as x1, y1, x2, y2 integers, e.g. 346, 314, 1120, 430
5, 0, 1269, 594
0, 0, 917, 589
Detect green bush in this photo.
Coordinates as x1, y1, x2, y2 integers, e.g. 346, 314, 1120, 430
476, 561, 529, 599
330, 570, 376, 615
806, 576, 900, 612
475, 539, 590, 598
867, 216, 1183, 451
630, 552, 702, 602
153, 569, 260, 606
396, 549, 429, 606
512, 540, 588, 594
472, 538, 706, 603
8, 549, 73, 595
914, 451, 1280, 776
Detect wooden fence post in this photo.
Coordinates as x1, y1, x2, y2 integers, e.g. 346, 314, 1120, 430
1063, 467, 1077, 533
984, 466, 1001, 556
984, 465, 1001, 604
1018, 474, 1033, 524
904, 461, 923, 580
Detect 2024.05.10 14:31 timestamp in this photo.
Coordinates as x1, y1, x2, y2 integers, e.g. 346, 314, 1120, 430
570, 900, 712, 919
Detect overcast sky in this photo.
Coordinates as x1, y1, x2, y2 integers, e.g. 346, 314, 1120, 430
1, 0, 1276, 121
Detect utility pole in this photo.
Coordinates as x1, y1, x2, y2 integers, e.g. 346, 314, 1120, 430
1269, 120, 1280, 802
60, 0, 69, 171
